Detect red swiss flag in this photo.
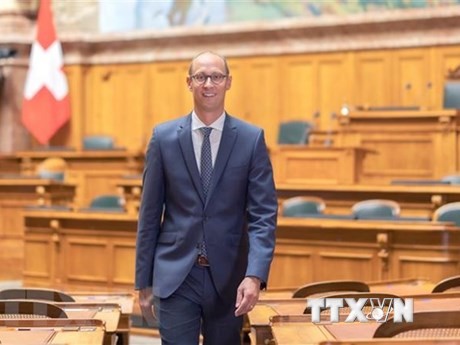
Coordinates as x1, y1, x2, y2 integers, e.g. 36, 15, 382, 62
21, 0, 71, 145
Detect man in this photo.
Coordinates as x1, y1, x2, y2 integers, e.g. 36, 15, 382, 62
135, 51, 277, 345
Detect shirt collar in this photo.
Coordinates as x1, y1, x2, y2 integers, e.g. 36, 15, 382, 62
191, 111, 226, 132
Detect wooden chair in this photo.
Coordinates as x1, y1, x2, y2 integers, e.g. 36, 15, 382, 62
281, 196, 326, 217
305, 291, 401, 316
374, 310, 460, 338
0, 288, 75, 302
352, 199, 400, 219
433, 202, 460, 227
0, 300, 68, 319
432, 275, 460, 293
292, 280, 370, 298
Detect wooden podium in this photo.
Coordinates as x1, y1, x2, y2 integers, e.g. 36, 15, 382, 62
271, 146, 369, 185
338, 109, 460, 184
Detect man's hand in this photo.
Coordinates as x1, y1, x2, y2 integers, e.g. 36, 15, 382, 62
234, 276, 261, 316
139, 287, 156, 326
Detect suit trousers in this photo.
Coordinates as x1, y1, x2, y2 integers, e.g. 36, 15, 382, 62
153, 263, 243, 345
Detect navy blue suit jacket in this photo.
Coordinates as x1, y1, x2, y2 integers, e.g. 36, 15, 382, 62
135, 114, 278, 299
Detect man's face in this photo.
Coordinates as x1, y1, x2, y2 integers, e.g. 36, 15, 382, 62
187, 53, 232, 113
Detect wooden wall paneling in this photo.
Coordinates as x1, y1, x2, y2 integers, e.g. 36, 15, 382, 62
316, 53, 353, 132
279, 54, 318, 125
225, 57, 250, 121
47, 65, 85, 149
392, 48, 432, 109
112, 64, 148, 150
148, 61, 192, 134
83, 64, 149, 151
227, 56, 280, 146
84, 65, 113, 138
353, 50, 393, 108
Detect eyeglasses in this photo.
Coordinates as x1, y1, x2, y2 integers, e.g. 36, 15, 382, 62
190, 73, 228, 85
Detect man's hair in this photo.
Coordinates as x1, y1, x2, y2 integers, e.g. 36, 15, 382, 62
188, 51, 230, 76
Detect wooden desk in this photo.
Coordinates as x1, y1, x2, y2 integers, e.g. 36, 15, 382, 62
15, 150, 144, 207
271, 146, 369, 185
23, 210, 137, 290
251, 293, 460, 345
0, 319, 105, 345
69, 291, 134, 344
0, 178, 75, 280
320, 340, 460, 345
261, 278, 436, 300
269, 217, 460, 290
338, 109, 460, 184
277, 183, 460, 218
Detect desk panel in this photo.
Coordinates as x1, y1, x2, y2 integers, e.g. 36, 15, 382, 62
23, 210, 137, 289
338, 110, 460, 184
0, 179, 75, 279
271, 146, 368, 185
270, 218, 460, 290
277, 183, 460, 218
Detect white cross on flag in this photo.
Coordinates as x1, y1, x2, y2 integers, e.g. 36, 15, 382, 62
22, 0, 71, 145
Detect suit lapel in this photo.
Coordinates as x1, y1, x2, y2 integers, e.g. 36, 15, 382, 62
178, 115, 205, 204
205, 115, 237, 208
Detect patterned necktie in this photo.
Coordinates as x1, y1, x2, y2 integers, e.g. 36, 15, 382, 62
199, 127, 213, 259
200, 127, 213, 200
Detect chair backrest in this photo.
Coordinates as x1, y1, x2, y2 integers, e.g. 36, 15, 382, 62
277, 121, 313, 144
374, 310, 460, 338
0, 300, 68, 319
443, 81, 460, 109
82, 135, 115, 150
441, 174, 460, 185
292, 280, 370, 298
432, 275, 460, 293
432, 202, 460, 227
281, 196, 325, 217
351, 199, 400, 219
89, 194, 124, 210
36, 157, 67, 181
0, 288, 75, 302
